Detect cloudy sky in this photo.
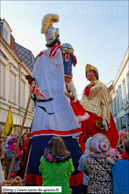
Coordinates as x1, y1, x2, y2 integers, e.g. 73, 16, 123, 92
1, 1, 128, 99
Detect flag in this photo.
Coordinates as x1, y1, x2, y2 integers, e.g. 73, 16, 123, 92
2, 106, 13, 139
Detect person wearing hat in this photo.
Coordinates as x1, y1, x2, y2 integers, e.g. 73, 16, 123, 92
83, 133, 121, 194
26, 14, 84, 194
6, 137, 23, 178
79, 64, 119, 152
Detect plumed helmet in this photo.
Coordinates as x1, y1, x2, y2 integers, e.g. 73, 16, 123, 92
41, 13, 59, 44
61, 43, 74, 54
89, 133, 110, 153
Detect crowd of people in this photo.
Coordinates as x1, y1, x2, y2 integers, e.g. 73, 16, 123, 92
0, 130, 29, 193
0, 130, 129, 194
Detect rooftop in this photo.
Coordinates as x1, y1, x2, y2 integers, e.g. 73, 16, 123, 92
15, 43, 35, 71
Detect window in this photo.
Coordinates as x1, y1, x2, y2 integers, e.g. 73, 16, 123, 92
9, 72, 16, 103
0, 62, 5, 98
20, 80, 25, 108
116, 90, 120, 111
3, 28, 8, 41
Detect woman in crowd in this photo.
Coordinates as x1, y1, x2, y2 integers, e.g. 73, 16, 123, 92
116, 131, 129, 154
79, 64, 119, 152
112, 138, 129, 194
83, 133, 121, 194
39, 136, 74, 194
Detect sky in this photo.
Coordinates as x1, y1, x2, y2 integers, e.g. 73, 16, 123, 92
1, 1, 128, 99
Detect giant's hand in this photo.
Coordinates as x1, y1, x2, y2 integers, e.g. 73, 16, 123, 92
102, 119, 108, 131
30, 84, 46, 99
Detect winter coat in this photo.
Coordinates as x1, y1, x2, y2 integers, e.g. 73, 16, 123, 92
6, 148, 20, 172
112, 159, 129, 194
83, 156, 113, 194
39, 155, 74, 194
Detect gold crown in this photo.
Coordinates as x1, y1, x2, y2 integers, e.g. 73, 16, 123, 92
85, 64, 98, 72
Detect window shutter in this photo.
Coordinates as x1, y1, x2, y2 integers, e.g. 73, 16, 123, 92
119, 117, 122, 131
114, 98, 116, 115
0, 63, 5, 97
117, 119, 119, 131
9, 72, 16, 103
21, 80, 25, 108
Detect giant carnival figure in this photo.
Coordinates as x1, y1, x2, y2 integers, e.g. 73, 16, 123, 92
79, 64, 119, 153
61, 43, 89, 124
26, 14, 86, 194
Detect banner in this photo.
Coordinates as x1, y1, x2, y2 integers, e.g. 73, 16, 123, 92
2, 106, 13, 139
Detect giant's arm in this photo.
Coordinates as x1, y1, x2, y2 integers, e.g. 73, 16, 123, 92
101, 85, 112, 124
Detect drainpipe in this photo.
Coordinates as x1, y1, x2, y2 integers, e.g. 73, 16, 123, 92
18, 62, 22, 135
18, 62, 21, 114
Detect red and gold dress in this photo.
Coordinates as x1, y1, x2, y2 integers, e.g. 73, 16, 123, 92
79, 80, 119, 153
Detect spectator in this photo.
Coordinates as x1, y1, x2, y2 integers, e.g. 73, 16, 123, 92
26, 129, 29, 134
78, 137, 92, 194
116, 131, 129, 154
39, 136, 74, 194
0, 176, 23, 193
83, 133, 121, 194
112, 139, 129, 194
6, 137, 23, 178
3, 136, 11, 152
21, 133, 27, 145
11, 133, 14, 138
21, 134, 29, 179
0, 134, 7, 179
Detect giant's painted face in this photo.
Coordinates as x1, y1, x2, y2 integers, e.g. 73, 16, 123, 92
86, 70, 95, 81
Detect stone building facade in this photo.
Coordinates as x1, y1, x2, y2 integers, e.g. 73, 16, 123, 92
110, 47, 129, 132
0, 18, 35, 135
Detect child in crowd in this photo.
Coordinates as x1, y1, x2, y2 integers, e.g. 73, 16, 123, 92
39, 136, 74, 194
6, 137, 23, 178
78, 137, 92, 194
83, 133, 121, 194
112, 139, 129, 194
116, 131, 129, 154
